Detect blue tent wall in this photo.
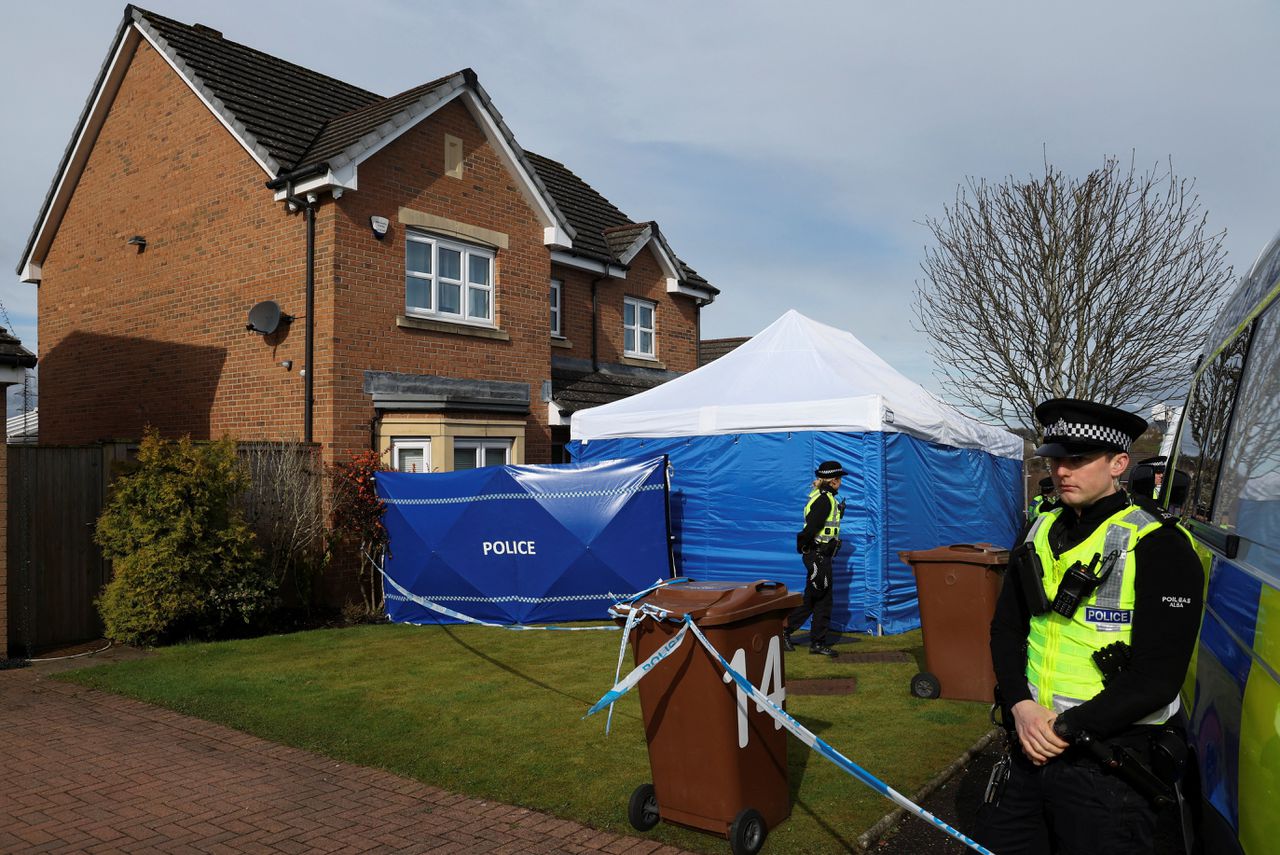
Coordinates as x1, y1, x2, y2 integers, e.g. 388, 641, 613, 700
568, 430, 1021, 634
880, 433, 1024, 632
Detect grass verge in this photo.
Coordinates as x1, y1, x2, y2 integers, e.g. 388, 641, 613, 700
62, 624, 989, 853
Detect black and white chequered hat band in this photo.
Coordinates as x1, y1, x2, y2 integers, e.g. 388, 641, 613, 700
1045, 418, 1131, 450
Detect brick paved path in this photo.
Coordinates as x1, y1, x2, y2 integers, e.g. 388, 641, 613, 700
0, 669, 695, 854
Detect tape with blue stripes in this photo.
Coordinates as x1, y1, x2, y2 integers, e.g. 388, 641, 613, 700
585, 611, 995, 854
378, 564, 621, 632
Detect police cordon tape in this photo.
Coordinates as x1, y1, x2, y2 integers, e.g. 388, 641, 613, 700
372, 560, 992, 853
373, 556, 689, 632
585, 610, 996, 855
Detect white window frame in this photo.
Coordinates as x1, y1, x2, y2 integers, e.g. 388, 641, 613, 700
453, 437, 512, 470
405, 231, 495, 325
550, 278, 563, 337
624, 296, 657, 358
391, 438, 432, 473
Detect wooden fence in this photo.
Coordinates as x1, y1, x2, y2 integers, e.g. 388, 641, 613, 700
6, 443, 131, 655
5, 440, 322, 656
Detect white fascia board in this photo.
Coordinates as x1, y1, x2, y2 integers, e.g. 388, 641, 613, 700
616, 226, 655, 265
271, 164, 360, 201
666, 279, 716, 302
550, 251, 627, 278
547, 401, 570, 427
135, 22, 277, 177
20, 28, 140, 280
459, 90, 575, 247
544, 226, 572, 248
645, 238, 682, 281
0, 367, 27, 386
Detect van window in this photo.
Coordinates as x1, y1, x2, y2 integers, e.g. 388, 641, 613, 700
1183, 325, 1254, 523
1214, 304, 1280, 578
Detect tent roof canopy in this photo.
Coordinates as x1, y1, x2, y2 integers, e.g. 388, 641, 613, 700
571, 309, 1022, 459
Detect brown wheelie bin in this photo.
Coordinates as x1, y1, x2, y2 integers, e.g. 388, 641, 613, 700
615, 580, 801, 855
898, 543, 1007, 702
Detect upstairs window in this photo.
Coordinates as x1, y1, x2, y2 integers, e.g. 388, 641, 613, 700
624, 297, 656, 358
550, 278, 563, 337
405, 232, 494, 325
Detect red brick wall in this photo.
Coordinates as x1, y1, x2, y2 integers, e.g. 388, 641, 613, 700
38, 40, 308, 446
321, 99, 553, 463
554, 247, 699, 374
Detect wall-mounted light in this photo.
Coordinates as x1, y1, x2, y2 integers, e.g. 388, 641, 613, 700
370, 216, 390, 240
127, 235, 147, 253
279, 360, 293, 371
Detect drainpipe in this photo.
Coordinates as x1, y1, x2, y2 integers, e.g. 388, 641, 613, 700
265, 166, 328, 444
303, 196, 315, 444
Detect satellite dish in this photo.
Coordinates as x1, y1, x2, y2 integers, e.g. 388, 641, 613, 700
246, 301, 293, 335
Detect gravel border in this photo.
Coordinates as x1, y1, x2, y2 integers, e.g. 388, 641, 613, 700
855, 726, 1002, 851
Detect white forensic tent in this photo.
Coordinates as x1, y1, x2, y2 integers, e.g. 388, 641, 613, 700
568, 310, 1023, 633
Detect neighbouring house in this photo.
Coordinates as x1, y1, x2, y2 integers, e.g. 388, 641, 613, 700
6, 408, 38, 446
0, 329, 37, 660
698, 336, 750, 367
17, 5, 718, 477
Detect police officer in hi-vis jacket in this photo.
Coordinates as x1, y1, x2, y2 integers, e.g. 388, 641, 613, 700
977, 398, 1204, 854
784, 460, 846, 658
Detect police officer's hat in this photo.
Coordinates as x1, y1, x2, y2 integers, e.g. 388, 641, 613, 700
1038, 476, 1054, 492
815, 460, 848, 479
1033, 398, 1147, 457
1136, 455, 1167, 472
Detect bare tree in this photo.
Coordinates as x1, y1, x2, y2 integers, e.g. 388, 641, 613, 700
914, 155, 1234, 438
240, 441, 328, 604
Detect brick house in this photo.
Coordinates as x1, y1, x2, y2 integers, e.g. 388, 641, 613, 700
17, 5, 718, 473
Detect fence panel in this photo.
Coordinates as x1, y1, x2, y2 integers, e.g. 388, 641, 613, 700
6, 445, 114, 654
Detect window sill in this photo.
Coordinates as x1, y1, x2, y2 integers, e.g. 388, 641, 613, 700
551, 337, 574, 349
397, 315, 510, 340
620, 355, 665, 369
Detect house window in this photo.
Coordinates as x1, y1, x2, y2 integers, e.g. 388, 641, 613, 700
453, 438, 511, 470
392, 438, 432, 473
550, 278, 563, 337
624, 297, 656, 358
405, 231, 494, 324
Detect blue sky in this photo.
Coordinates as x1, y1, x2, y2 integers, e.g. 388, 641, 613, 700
3, 0, 1278, 415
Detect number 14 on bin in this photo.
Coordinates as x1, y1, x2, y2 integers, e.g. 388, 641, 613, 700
722, 635, 786, 748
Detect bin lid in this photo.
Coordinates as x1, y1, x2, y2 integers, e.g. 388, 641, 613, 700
898, 542, 1010, 566
629, 579, 801, 626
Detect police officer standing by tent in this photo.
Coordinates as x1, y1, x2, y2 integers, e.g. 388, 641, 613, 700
784, 460, 846, 658
977, 399, 1204, 854
1026, 476, 1057, 520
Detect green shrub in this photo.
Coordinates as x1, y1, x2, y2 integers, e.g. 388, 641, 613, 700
95, 430, 269, 645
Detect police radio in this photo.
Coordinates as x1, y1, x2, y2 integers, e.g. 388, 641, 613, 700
1050, 550, 1119, 618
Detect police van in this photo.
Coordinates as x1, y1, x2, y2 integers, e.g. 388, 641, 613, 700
1163, 229, 1280, 854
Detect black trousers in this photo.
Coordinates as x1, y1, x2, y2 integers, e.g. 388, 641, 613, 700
974, 748, 1157, 855
788, 550, 833, 645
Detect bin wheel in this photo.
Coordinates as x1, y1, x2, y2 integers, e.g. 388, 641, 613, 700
627, 783, 660, 832
911, 671, 942, 699
729, 808, 767, 855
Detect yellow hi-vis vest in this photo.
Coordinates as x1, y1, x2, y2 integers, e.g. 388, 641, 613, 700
1022, 502, 1189, 725
805, 489, 842, 543
1027, 495, 1046, 519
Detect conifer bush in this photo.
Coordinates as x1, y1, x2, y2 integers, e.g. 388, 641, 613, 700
95, 430, 269, 645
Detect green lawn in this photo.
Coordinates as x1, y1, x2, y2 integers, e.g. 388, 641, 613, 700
63, 623, 991, 853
